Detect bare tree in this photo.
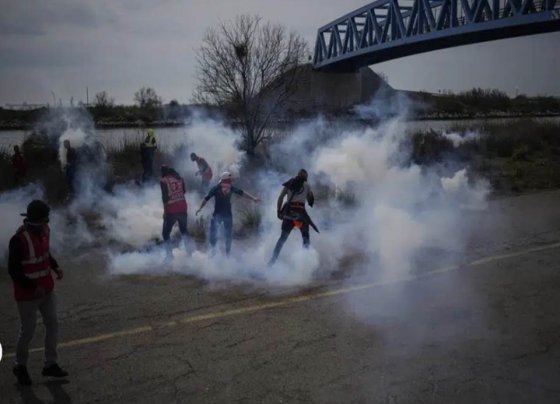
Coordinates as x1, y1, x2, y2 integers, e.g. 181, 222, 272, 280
134, 87, 162, 108
134, 87, 162, 122
93, 91, 114, 108
194, 15, 308, 155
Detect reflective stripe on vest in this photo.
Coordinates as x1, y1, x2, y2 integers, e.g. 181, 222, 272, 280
26, 269, 51, 279
19, 229, 51, 277
13, 226, 54, 301
22, 230, 36, 259
20, 230, 50, 264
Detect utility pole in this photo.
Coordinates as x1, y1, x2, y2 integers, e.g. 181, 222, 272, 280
86, 87, 89, 106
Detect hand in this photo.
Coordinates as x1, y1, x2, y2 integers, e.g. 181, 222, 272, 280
34, 285, 47, 298
277, 210, 283, 220
196, 208, 201, 216
254, 197, 261, 203
54, 269, 64, 280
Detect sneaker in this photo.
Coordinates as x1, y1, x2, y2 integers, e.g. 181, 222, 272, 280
42, 364, 69, 378
13, 365, 32, 385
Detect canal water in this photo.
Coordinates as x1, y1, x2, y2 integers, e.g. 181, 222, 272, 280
1, 116, 558, 153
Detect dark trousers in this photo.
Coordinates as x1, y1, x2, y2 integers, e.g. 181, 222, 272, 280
66, 166, 75, 195
16, 292, 58, 366
162, 212, 189, 255
269, 219, 310, 265
142, 157, 154, 182
209, 214, 233, 255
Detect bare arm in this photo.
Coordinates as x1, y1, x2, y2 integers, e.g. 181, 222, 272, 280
242, 191, 261, 203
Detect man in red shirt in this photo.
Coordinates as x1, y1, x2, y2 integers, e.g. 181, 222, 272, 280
8, 200, 68, 385
160, 165, 190, 259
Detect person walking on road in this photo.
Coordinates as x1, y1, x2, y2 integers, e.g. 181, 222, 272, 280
160, 165, 190, 259
268, 169, 317, 266
141, 128, 157, 182
9, 200, 69, 385
190, 152, 213, 192
195, 172, 260, 256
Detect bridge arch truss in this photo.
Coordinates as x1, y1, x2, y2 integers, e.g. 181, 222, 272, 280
313, 0, 560, 70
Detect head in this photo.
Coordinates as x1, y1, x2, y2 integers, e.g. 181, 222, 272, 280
219, 171, 232, 183
160, 164, 171, 177
21, 200, 50, 226
147, 128, 154, 137
297, 169, 308, 182
63, 140, 71, 149
14, 145, 20, 153
219, 172, 232, 193
190, 153, 197, 162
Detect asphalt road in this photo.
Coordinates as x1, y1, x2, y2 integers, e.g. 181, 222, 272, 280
1, 191, 560, 403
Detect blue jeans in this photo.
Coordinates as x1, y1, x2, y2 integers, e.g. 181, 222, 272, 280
209, 214, 233, 255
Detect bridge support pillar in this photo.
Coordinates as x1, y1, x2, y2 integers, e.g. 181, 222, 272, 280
310, 69, 363, 111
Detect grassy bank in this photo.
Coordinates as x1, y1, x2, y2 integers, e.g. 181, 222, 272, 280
410, 120, 560, 194
2, 119, 559, 199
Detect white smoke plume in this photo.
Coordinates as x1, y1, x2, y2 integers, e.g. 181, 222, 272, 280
174, 114, 245, 178
442, 130, 480, 147
0, 183, 96, 265
104, 111, 489, 291
0, 105, 489, 295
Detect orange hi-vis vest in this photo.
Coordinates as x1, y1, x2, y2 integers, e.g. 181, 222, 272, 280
160, 175, 188, 214
14, 225, 54, 301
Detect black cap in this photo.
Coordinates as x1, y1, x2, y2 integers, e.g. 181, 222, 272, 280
20, 200, 50, 223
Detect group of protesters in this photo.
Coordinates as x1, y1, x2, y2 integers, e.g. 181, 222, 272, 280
7, 127, 317, 386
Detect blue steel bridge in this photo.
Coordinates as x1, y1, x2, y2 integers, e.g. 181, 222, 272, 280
313, 0, 560, 71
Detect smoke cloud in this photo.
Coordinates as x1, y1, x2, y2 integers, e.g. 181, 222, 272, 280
1, 102, 489, 298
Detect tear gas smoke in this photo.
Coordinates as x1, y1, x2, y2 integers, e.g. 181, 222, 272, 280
107, 112, 488, 290
175, 113, 245, 177
442, 130, 480, 147
0, 103, 489, 294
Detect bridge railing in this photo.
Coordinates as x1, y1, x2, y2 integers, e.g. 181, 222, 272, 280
313, 0, 559, 69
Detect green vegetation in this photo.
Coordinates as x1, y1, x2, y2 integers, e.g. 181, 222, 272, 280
409, 88, 560, 117
410, 119, 560, 194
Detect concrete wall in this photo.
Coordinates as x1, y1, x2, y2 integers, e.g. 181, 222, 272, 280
287, 65, 391, 113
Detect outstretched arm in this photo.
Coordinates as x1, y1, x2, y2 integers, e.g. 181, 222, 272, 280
195, 199, 208, 215
242, 191, 261, 203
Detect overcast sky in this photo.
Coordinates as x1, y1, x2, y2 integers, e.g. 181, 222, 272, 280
1, 0, 559, 106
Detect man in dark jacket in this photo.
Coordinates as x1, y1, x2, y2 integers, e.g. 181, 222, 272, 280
8, 200, 68, 385
195, 172, 260, 255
